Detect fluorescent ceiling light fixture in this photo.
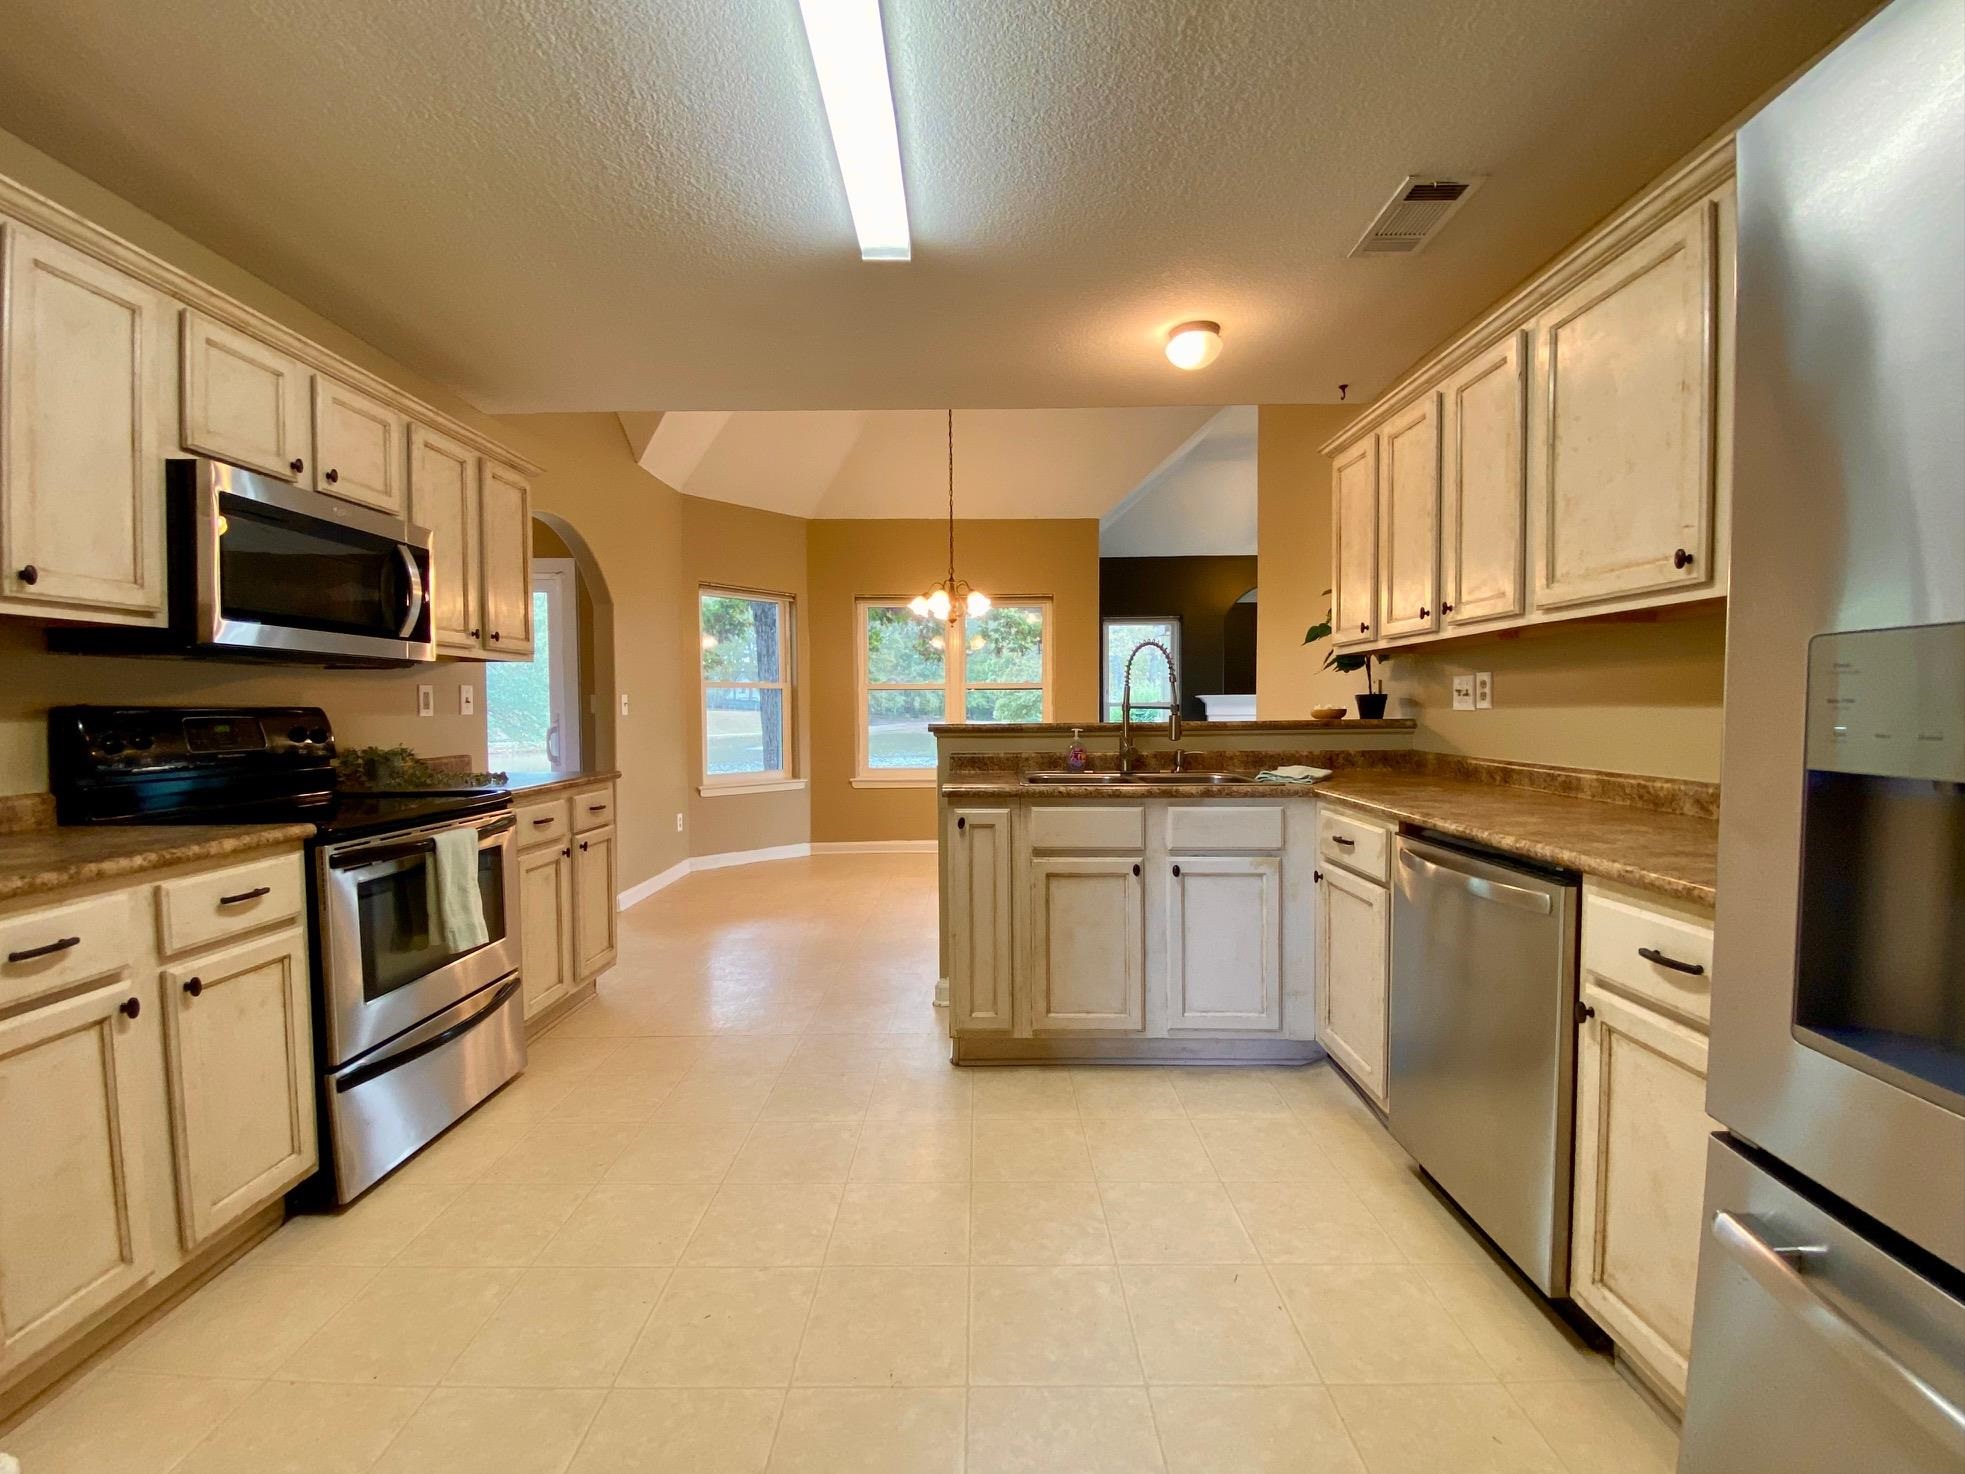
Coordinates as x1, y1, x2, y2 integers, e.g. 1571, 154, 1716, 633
797, 0, 912, 261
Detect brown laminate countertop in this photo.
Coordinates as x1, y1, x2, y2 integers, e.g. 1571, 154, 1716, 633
0, 823, 316, 906
930, 719, 1415, 736
502, 770, 621, 799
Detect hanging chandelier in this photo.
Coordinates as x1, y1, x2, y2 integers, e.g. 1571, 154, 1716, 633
909, 409, 991, 625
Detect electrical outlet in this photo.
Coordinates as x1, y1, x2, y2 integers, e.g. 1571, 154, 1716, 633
416, 684, 434, 717
1474, 672, 1493, 709
621, 693, 632, 717
1451, 675, 1476, 711
459, 685, 476, 717
675, 812, 684, 833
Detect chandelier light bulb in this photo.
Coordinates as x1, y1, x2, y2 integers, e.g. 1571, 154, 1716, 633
908, 595, 932, 618
926, 587, 953, 621
1164, 320, 1223, 370
965, 589, 991, 617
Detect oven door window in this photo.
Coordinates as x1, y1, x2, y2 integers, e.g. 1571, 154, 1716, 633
352, 843, 509, 1003
217, 493, 423, 640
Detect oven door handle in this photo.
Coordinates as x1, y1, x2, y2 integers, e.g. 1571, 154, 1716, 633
395, 544, 427, 640
332, 977, 522, 1093
327, 814, 516, 871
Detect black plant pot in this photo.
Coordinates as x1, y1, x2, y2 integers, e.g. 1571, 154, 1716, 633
1354, 692, 1389, 720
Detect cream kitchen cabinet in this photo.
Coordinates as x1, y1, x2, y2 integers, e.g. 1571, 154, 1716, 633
1027, 856, 1146, 1033
408, 422, 484, 655
1376, 394, 1441, 640
0, 220, 170, 626
1329, 435, 1379, 648
514, 782, 618, 1028
479, 459, 535, 659
948, 807, 1013, 1033
0, 979, 156, 1377
1165, 854, 1283, 1031
1569, 880, 1717, 1408
517, 839, 575, 1023
1442, 330, 1527, 628
312, 372, 407, 514
572, 825, 619, 978
1315, 858, 1390, 1108
179, 310, 312, 481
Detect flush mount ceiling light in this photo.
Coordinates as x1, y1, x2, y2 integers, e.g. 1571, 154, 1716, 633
796, 0, 912, 261
1164, 321, 1223, 370
908, 410, 991, 625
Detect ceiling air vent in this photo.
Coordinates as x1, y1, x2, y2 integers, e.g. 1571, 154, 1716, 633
1349, 175, 1483, 257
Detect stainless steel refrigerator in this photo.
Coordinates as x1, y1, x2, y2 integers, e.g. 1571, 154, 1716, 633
1678, 0, 1965, 1468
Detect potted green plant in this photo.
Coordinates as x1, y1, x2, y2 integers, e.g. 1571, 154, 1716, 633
1303, 596, 1391, 720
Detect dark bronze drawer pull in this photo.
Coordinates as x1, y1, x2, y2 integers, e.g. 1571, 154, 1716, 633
218, 886, 272, 906
531, 817, 554, 827
1638, 946, 1705, 976
1332, 836, 1355, 847
588, 803, 608, 812
8, 935, 80, 964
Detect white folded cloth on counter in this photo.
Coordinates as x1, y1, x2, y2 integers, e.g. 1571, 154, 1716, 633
427, 825, 490, 950
1255, 765, 1333, 784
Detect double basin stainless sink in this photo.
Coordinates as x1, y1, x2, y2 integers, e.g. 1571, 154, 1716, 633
1022, 770, 1259, 786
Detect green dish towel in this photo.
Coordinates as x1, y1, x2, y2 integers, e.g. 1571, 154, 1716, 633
1256, 765, 1333, 784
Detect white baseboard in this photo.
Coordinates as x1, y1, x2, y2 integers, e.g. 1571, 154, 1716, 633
690, 842, 813, 871
810, 840, 937, 854
617, 858, 691, 911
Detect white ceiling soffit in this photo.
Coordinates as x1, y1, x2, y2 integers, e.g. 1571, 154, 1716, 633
0, 0, 1872, 412
1100, 406, 1258, 557
644, 407, 1215, 518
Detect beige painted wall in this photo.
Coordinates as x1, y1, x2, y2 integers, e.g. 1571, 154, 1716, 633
680, 495, 813, 858
1256, 404, 1364, 717
806, 519, 1102, 843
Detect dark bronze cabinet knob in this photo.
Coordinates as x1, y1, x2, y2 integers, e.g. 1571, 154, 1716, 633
1419, 606, 1430, 619
1131, 863, 1141, 876
289, 457, 305, 475
1359, 622, 1369, 634
119, 996, 141, 1020
1673, 547, 1694, 570
324, 468, 340, 484
1442, 602, 1455, 614
490, 631, 502, 642
183, 977, 204, 998
17, 565, 38, 586
469, 628, 482, 640
579, 840, 590, 852
1172, 863, 1182, 877
956, 816, 966, 831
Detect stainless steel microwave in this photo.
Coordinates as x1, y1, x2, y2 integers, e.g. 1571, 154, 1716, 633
53, 458, 435, 666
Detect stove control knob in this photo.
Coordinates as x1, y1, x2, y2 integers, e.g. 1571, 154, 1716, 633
309, 727, 331, 746
127, 734, 154, 752
288, 725, 311, 744
99, 734, 125, 756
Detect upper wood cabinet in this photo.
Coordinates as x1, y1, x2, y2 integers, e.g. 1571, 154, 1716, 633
312, 374, 407, 514
1377, 395, 1441, 640
1442, 331, 1527, 627
1534, 199, 1719, 610
479, 459, 535, 659
0, 222, 168, 625
0, 979, 156, 1377
409, 423, 482, 654
159, 928, 315, 1251
1027, 856, 1145, 1033
179, 310, 311, 481
948, 807, 1013, 1033
1330, 436, 1379, 648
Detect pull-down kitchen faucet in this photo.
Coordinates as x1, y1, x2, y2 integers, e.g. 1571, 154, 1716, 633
1118, 640, 1181, 775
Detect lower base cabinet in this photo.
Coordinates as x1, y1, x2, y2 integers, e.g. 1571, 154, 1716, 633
518, 841, 575, 1022
573, 825, 619, 978
1166, 855, 1282, 1031
1316, 862, 1390, 1107
515, 782, 618, 1025
1027, 856, 1145, 1032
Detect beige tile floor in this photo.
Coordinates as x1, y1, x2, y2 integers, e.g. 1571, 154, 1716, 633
6, 853, 1681, 1474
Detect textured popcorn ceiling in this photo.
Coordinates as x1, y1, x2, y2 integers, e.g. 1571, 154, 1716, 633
0, 0, 1870, 412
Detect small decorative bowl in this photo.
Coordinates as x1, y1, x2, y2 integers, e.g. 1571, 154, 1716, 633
1311, 706, 1348, 721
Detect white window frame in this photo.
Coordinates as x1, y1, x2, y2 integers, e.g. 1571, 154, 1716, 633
1101, 616, 1182, 723
535, 560, 582, 771
699, 586, 798, 794
854, 596, 1055, 785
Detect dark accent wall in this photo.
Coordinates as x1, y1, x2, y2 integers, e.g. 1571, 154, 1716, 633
1099, 556, 1258, 718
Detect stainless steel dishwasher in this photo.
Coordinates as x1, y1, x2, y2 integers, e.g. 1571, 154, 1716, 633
1388, 832, 1580, 1297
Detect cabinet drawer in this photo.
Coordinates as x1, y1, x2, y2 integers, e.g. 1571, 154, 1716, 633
1027, 805, 1145, 852
155, 853, 304, 958
1165, 804, 1285, 852
0, 892, 135, 1011
1317, 806, 1391, 881
1581, 882, 1714, 1028
571, 787, 615, 833
516, 797, 571, 849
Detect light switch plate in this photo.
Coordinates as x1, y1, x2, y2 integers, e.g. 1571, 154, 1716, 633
1451, 675, 1476, 711
1474, 672, 1493, 709
459, 685, 476, 717
416, 684, 434, 718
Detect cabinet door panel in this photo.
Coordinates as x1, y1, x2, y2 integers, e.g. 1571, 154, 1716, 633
1378, 396, 1441, 639
1, 223, 167, 622
1330, 437, 1379, 647
161, 929, 316, 1249
179, 310, 311, 480
408, 422, 481, 654
1571, 983, 1714, 1405
479, 461, 534, 658
1167, 856, 1282, 1031
1536, 202, 1717, 609
1445, 333, 1526, 626
518, 843, 573, 1021
312, 373, 406, 514
0, 980, 154, 1374
1317, 865, 1388, 1106
573, 825, 618, 979
949, 808, 1013, 1032
1028, 857, 1144, 1032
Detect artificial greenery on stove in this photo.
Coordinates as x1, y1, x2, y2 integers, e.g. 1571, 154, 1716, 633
334, 745, 508, 790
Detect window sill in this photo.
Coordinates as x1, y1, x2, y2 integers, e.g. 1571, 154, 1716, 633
851, 776, 936, 789
698, 779, 807, 797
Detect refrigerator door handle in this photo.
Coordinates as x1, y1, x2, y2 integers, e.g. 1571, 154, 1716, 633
1711, 1211, 1965, 1450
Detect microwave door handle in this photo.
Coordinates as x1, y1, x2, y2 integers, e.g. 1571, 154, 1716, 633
395, 544, 426, 639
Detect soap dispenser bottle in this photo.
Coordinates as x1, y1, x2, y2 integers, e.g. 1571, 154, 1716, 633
1065, 727, 1089, 773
